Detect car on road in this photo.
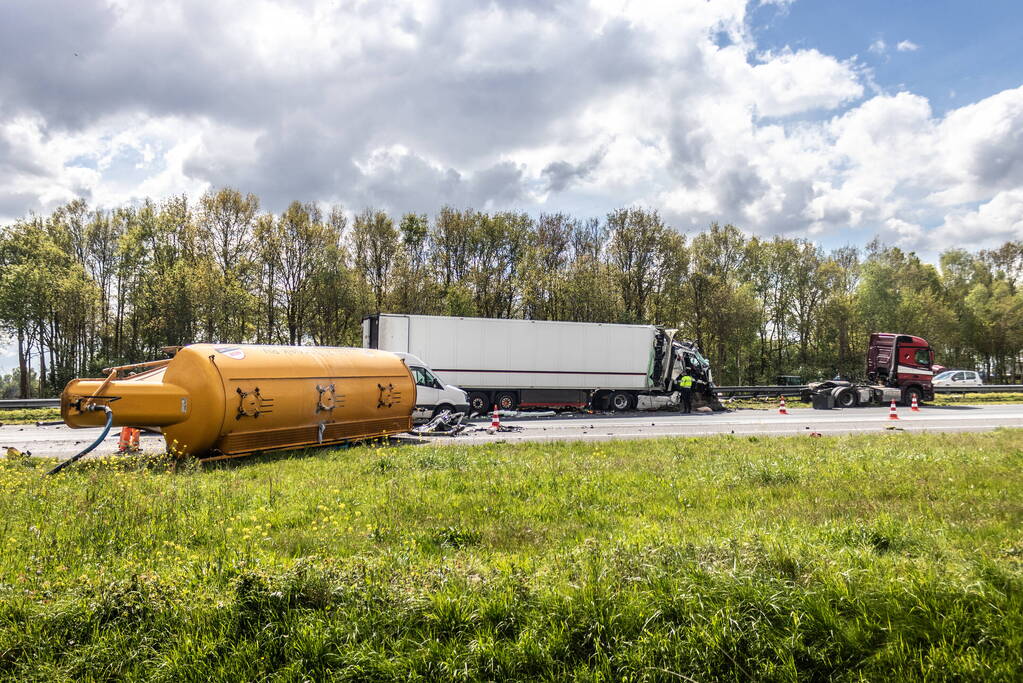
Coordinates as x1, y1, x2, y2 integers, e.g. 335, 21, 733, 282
932, 369, 983, 387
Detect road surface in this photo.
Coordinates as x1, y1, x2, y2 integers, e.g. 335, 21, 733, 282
418, 404, 1023, 445
3, 404, 1021, 460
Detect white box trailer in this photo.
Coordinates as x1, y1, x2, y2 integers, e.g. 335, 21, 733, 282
362, 314, 717, 413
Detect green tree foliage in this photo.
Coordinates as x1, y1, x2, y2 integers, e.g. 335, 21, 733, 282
1, 192, 1019, 396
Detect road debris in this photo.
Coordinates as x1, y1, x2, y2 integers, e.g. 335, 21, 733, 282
411, 410, 469, 436
5, 446, 32, 460
411, 410, 526, 437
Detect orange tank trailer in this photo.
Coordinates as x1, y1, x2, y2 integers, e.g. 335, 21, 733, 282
61, 344, 415, 460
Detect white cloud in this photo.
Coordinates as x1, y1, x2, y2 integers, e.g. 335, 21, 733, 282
931, 86, 1023, 204
932, 190, 1023, 248
0, 0, 1020, 259
896, 40, 920, 52
750, 49, 864, 117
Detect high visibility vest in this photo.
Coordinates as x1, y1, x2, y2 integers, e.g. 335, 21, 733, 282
678, 375, 694, 389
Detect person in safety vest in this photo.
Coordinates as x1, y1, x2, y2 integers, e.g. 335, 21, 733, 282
675, 371, 695, 414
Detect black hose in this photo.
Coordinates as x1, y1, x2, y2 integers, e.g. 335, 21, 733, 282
46, 405, 113, 475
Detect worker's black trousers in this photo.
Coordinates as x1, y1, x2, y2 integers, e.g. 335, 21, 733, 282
680, 388, 692, 413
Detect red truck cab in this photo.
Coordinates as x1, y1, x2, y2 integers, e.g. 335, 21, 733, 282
866, 333, 935, 404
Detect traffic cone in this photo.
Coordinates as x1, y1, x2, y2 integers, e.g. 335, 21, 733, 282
490, 405, 501, 431
888, 399, 899, 420
910, 394, 920, 411
778, 395, 788, 415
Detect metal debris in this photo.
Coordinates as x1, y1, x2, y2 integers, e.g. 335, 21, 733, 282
411, 410, 527, 436
410, 410, 469, 436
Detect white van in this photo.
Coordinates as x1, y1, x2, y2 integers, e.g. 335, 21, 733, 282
394, 352, 469, 421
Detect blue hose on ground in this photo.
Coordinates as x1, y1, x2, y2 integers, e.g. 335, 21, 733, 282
46, 405, 113, 475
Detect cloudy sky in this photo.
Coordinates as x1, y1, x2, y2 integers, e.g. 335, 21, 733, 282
2, 0, 1022, 256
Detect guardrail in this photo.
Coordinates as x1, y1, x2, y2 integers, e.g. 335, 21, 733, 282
714, 386, 807, 398
0, 398, 60, 410
934, 385, 1022, 394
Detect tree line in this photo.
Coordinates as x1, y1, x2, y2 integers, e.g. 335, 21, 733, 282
1, 188, 1021, 397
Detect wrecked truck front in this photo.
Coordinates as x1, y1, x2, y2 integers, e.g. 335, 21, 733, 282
672, 341, 724, 411
675, 341, 714, 387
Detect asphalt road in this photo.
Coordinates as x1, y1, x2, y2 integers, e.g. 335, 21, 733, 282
3, 404, 1022, 460
418, 403, 1023, 445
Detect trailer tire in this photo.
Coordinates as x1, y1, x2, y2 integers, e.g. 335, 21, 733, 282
495, 392, 517, 411
467, 392, 489, 415
609, 391, 632, 412
835, 389, 856, 408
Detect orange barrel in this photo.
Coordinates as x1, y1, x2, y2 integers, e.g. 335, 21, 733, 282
61, 344, 415, 460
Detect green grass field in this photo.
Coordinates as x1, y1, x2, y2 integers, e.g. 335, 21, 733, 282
1, 431, 1022, 681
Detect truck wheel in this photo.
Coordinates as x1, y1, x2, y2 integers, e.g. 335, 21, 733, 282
467, 392, 489, 415
495, 392, 517, 411
609, 391, 632, 412
835, 389, 856, 408
903, 387, 922, 407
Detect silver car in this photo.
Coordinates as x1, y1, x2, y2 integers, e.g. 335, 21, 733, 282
932, 370, 983, 387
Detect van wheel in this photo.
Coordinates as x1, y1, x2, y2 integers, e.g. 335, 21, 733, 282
610, 391, 632, 412
467, 392, 489, 414
431, 404, 454, 420
495, 392, 517, 411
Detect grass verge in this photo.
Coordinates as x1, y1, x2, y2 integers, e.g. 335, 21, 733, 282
931, 391, 1023, 405
0, 407, 61, 424
1, 431, 1021, 680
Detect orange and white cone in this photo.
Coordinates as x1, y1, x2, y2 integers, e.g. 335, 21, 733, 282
490, 405, 501, 431
910, 394, 920, 412
888, 399, 899, 420
778, 395, 788, 415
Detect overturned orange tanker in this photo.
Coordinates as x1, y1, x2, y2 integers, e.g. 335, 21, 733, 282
61, 344, 415, 460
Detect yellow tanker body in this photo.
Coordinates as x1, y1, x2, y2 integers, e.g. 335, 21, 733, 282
61, 344, 415, 460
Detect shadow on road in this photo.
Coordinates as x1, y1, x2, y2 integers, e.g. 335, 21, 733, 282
923, 405, 983, 411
